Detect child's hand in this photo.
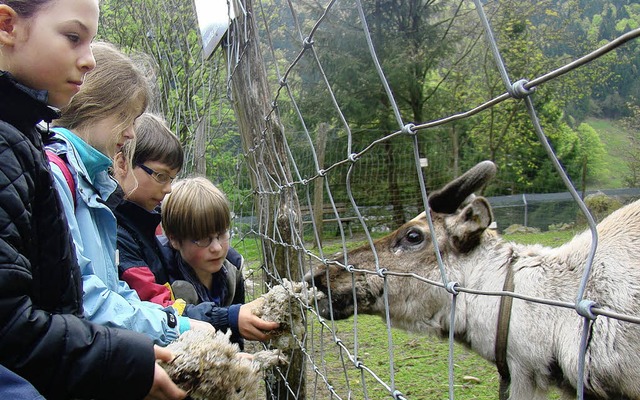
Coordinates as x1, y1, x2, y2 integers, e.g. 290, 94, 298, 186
236, 352, 255, 361
238, 301, 280, 341
145, 346, 187, 400
188, 318, 216, 333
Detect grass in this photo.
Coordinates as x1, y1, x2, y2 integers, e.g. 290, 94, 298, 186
306, 315, 502, 399
502, 228, 579, 246
238, 228, 579, 399
585, 117, 631, 189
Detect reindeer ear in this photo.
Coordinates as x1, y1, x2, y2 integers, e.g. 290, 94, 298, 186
409, 211, 427, 222
448, 197, 493, 253
429, 161, 496, 214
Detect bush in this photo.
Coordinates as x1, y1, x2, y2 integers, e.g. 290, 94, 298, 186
578, 192, 623, 224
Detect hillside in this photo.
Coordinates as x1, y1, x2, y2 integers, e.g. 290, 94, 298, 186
585, 117, 632, 189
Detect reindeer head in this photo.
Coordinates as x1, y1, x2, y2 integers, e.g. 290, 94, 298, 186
306, 161, 497, 332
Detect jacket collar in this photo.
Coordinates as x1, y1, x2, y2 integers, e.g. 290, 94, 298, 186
51, 127, 112, 180
115, 199, 162, 235
0, 71, 60, 128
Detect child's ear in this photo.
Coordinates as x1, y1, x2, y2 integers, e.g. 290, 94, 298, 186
113, 152, 129, 179
168, 236, 181, 250
0, 5, 18, 47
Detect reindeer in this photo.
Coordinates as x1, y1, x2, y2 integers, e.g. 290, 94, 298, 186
307, 161, 640, 400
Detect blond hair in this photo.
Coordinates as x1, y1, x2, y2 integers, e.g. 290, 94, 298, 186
162, 177, 231, 241
55, 41, 150, 135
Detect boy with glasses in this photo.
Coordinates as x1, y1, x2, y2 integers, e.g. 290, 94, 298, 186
160, 176, 278, 348
113, 113, 277, 349
114, 113, 182, 304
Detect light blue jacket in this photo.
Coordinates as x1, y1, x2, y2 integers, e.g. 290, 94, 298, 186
47, 128, 188, 346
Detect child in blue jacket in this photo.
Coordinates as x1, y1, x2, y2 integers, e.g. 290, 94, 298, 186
47, 42, 213, 347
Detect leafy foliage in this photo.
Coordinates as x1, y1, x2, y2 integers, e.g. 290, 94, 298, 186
619, 103, 640, 187
98, 0, 247, 208
97, 0, 637, 218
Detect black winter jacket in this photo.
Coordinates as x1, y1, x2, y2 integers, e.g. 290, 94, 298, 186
115, 199, 174, 304
0, 71, 156, 400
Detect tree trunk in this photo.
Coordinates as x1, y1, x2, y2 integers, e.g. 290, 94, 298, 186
226, 2, 305, 399
385, 140, 404, 226
451, 124, 459, 177
193, 119, 207, 175
313, 123, 329, 247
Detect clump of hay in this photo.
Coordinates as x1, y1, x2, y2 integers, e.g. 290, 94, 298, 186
252, 279, 318, 350
160, 329, 286, 400
161, 279, 317, 398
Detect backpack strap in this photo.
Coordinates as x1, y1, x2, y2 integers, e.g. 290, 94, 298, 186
45, 149, 77, 208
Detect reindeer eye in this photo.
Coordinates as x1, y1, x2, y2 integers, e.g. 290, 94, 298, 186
406, 228, 423, 244
393, 227, 427, 253
393, 227, 425, 251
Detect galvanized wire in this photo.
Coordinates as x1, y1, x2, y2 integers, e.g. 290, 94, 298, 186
226, 0, 640, 399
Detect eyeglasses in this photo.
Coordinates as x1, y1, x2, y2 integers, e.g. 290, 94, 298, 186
136, 164, 176, 184
191, 230, 231, 248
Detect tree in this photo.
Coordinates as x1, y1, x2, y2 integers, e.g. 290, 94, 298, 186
273, 0, 473, 223
227, 1, 305, 398
446, 1, 612, 196
98, 0, 246, 204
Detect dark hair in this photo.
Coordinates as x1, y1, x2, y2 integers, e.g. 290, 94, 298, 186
0, 0, 53, 17
124, 113, 184, 171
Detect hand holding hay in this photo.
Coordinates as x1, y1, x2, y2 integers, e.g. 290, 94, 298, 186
160, 329, 286, 400
251, 278, 318, 350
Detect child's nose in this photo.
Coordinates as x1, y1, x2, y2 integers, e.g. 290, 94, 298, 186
80, 46, 97, 72
208, 239, 223, 251
123, 126, 135, 140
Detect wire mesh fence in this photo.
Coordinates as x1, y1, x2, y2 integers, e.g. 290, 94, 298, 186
226, 0, 640, 398
97, 0, 640, 399
489, 188, 640, 232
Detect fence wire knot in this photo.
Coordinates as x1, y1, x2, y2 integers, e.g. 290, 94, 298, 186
402, 123, 416, 135
393, 390, 407, 400
376, 268, 387, 277
348, 153, 358, 162
446, 281, 459, 295
279, 78, 287, 87
354, 360, 364, 369
303, 37, 314, 49
576, 299, 598, 320
510, 79, 535, 99
318, 169, 326, 177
